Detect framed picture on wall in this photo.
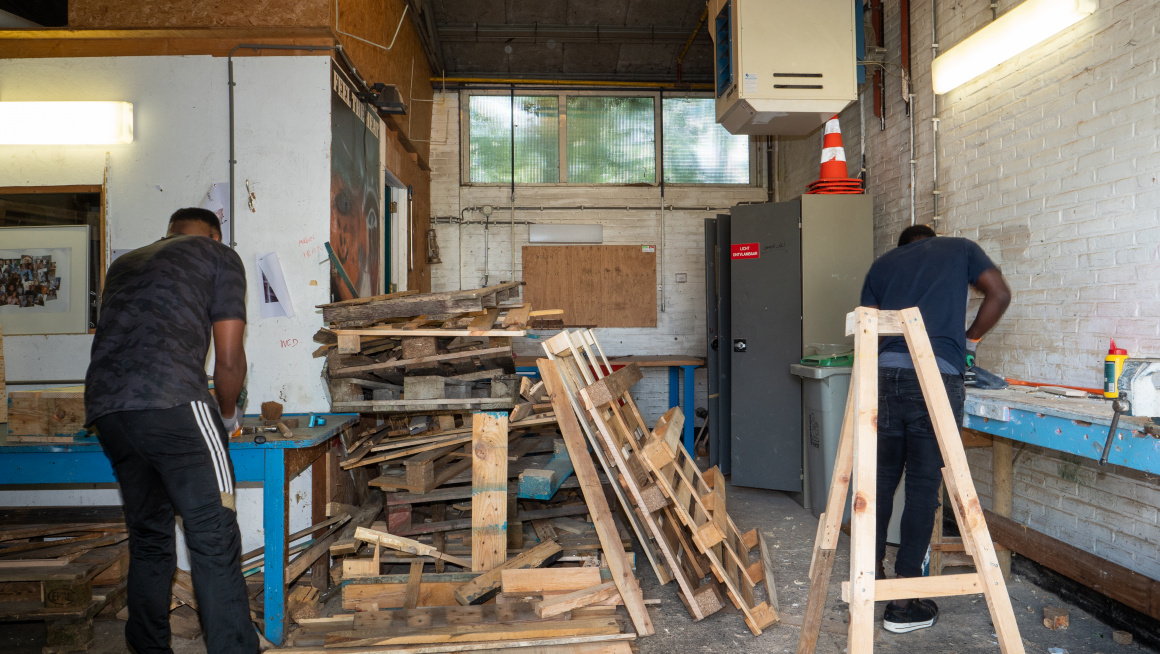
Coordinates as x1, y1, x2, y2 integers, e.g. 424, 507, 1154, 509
0, 226, 90, 335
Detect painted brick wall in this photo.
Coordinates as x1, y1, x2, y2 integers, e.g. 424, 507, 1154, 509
428, 91, 767, 424
774, 0, 1160, 580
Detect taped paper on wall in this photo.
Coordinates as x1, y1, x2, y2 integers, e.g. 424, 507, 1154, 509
199, 182, 232, 244
256, 252, 294, 319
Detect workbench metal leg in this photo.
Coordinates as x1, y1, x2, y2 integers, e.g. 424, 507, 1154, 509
263, 449, 287, 645
668, 366, 679, 411
682, 365, 696, 453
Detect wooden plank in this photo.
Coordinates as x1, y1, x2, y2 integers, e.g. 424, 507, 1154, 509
330, 347, 512, 377
268, 634, 633, 654
453, 540, 562, 605
325, 617, 621, 648
758, 531, 780, 618
845, 308, 902, 336
900, 307, 1025, 654
333, 328, 526, 338
840, 573, 982, 603
7, 385, 86, 436
537, 359, 656, 636
579, 364, 644, 410
334, 398, 518, 412
342, 581, 461, 611
471, 412, 508, 572
845, 308, 879, 653
502, 305, 532, 329
329, 490, 383, 556
403, 560, 424, 609
984, 509, 1160, 621
350, 602, 545, 630
535, 582, 619, 618
501, 567, 603, 594
468, 308, 501, 332
354, 527, 471, 569
319, 283, 522, 324
0, 523, 124, 543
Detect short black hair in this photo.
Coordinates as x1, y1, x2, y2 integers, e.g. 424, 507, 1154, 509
898, 224, 936, 247
169, 207, 222, 237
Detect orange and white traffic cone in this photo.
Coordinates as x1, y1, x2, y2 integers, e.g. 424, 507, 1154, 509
806, 115, 864, 195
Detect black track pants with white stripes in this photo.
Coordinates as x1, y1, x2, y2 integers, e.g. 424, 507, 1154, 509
95, 402, 257, 654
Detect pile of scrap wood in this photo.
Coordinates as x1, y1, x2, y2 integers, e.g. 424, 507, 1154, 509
0, 507, 130, 651
274, 323, 777, 652
315, 283, 559, 416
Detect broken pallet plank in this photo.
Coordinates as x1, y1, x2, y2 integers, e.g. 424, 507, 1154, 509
453, 540, 562, 605
471, 412, 508, 572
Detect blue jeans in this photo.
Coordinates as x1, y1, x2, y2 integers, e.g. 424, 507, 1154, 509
875, 367, 965, 578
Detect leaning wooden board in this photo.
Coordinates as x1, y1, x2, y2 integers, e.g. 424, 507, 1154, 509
7, 385, 86, 436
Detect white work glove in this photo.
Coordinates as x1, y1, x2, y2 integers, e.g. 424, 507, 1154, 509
219, 409, 242, 437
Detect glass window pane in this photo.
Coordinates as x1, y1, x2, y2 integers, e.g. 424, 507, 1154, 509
468, 96, 559, 183
567, 97, 655, 184
662, 98, 750, 184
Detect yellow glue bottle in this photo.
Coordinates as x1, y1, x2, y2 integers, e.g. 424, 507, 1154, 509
1104, 338, 1129, 399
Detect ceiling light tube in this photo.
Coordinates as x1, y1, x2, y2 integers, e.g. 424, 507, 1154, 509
0, 101, 134, 144
932, 0, 1096, 94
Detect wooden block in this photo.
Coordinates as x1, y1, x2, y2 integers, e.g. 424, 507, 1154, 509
517, 440, 574, 501
329, 379, 363, 404
1113, 630, 1133, 645
1042, 606, 1069, 630
336, 333, 361, 354
453, 540, 562, 605
43, 580, 91, 609
502, 567, 602, 594
535, 582, 619, 618
579, 364, 643, 410
404, 376, 447, 400
510, 402, 533, 423
471, 412, 509, 572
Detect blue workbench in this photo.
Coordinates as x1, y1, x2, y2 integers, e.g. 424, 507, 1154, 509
964, 388, 1160, 475
0, 413, 358, 645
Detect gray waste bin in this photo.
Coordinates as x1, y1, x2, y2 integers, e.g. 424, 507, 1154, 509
791, 363, 852, 520
791, 363, 906, 543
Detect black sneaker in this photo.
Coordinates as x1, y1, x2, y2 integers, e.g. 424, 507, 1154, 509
883, 598, 939, 633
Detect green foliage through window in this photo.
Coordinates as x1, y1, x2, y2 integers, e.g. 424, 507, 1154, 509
662, 98, 750, 184
466, 94, 750, 185
468, 96, 559, 183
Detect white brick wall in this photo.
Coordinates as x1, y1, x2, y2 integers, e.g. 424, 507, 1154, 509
775, 0, 1160, 581
428, 92, 767, 423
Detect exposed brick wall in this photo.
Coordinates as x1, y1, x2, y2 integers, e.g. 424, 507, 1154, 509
776, 0, 1160, 580
428, 91, 767, 424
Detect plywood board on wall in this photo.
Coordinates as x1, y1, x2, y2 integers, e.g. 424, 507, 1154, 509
523, 245, 657, 328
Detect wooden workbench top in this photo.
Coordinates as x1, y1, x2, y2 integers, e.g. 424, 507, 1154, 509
967, 387, 1156, 431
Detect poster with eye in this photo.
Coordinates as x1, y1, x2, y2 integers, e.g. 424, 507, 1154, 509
330, 60, 382, 301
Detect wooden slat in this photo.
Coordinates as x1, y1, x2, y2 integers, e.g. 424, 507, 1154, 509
501, 567, 602, 594
354, 527, 471, 569
330, 347, 512, 377
579, 364, 644, 410
537, 358, 659, 635
471, 412, 508, 572
840, 573, 982, 603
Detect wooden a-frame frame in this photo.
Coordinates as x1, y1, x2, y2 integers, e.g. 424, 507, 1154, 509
795, 307, 1025, 654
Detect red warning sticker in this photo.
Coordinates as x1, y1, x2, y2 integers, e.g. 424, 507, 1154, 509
731, 242, 760, 260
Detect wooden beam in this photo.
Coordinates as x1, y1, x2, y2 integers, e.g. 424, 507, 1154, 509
847, 308, 879, 653
471, 412, 508, 572
501, 567, 602, 594
537, 359, 656, 636
984, 509, 1160, 622
840, 573, 982, 603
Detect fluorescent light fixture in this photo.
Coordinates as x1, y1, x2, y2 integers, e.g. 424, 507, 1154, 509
932, 0, 1096, 94
529, 224, 603, 243
0, 101, 134, 144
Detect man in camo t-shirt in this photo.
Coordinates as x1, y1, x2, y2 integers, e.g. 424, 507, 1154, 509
86, 208, 256, 653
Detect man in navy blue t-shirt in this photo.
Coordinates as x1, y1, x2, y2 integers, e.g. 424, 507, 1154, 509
859, 224, 1010, 634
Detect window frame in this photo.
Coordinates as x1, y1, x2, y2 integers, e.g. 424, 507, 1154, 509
460, 89, 760, 188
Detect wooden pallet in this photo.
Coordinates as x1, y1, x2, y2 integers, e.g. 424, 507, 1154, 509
796, 308, 1024, 654
542, 330, 724, 623
579, 362, 777, 635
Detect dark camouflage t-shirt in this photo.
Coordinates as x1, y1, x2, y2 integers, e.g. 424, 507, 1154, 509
85, 235, 247, 425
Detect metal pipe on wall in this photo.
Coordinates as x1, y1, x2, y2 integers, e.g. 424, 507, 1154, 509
510, 86, 516, 284
931, 0, 941, 230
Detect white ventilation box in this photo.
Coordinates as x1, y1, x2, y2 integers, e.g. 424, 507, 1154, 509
709, 0, 857, 136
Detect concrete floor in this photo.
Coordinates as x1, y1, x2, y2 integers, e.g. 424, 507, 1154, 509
3, 481, 1154, 653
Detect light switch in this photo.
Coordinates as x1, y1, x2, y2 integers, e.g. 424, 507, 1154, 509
675, 272, 688, 283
